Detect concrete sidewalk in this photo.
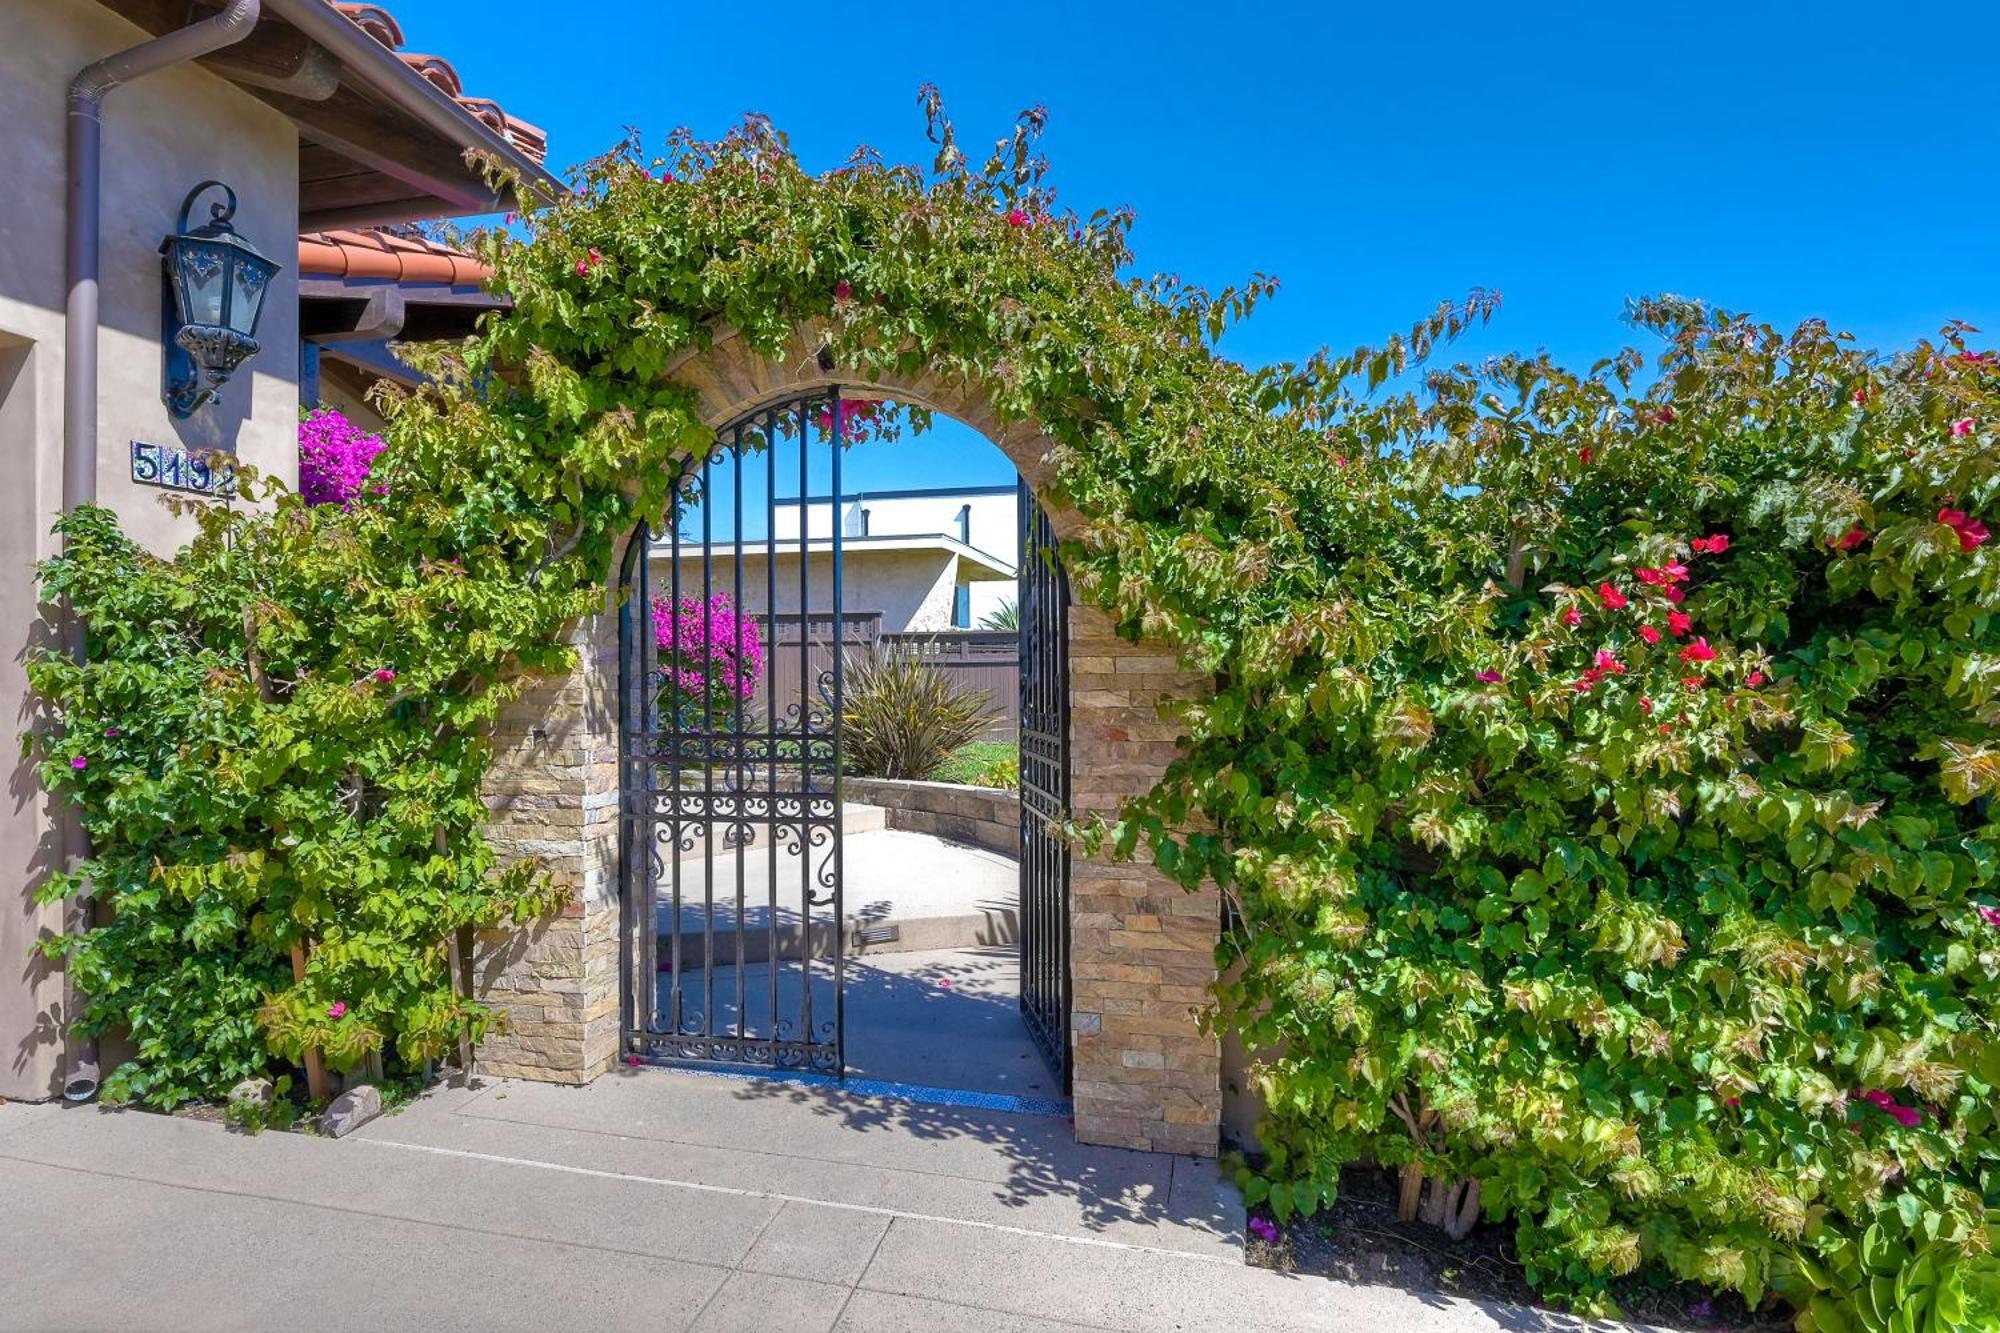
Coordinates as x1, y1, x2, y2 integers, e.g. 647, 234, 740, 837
0, 1071, 1653, 1332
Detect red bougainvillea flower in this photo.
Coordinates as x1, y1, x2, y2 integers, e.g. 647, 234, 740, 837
1680, 637, 1718, 663
1682, 675, 1706, 688
575, 247, 603, 276
1939, 508, 1990, 551
1834, 526, 1869, 551
327, 1001, 347, 1019
1690, 534, 1730, 555
1951, 418, 1975, 437
1667, 611, 1693, 636
1578, 446, 1593, 465
1638, 624, 1663, 645
1639, 697, 1654, 714
1663, 585, 1685, 604
1852, 387, 1868, 407
1854, 1089, 1924, 1129
374, 668, 396, 683
1635, 567, 1667, 586
1562, 606, 1583, 627
1006, 208, 1032, 228
624, 1054, 642, 1067
1573, 677, 1595, 693
1598, 582, 1628, 610
1975, 904, 2000, 928
658, 169, 677, 183
834, 279, 853, 303
1746, 670, 1766, 688
1475, 670, 1503, 683
1594, 649, 1626, 675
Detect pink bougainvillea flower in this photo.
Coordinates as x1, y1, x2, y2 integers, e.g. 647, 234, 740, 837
1475, 670, 1503, 683
1248, 1216, 1279, 1243
1746, 670, 1766, 688
1957, 518, 1990, 551
374, 668, 396, 683
1690, 534, 1730, 555
1562, 606, 1583, 627
299, 408, 387, 508
1651, 406, 1677, 425
575, 247, 603, 277
625, 1054, 642, 1067
1594, 649, 1625, 675
1638, 624, 1663, 645
654, 592, 765, 703
834, 279, 853, 303
69, 756, 87, 771
1682, 675, 1705, 688
1939, 507, 1969, 528
1635, 566, 1667, 586
1573, 677, 1595, 693
1976, 904, 2000, 928
1597, 582, 1628, 610
104, 727, 120, 738
1667, 611, 1693, 637
1005, 208, 1031, 228
1663, 561, 1690, 582
1663, 585, 1686, 604
1851, 387, 1868, 407
1639, 697, 1654, 715
1834, 526, 1869, 551
327, 1001, 346, 1019
1680, 637, 1717, 663
1951, 417, 1975, 437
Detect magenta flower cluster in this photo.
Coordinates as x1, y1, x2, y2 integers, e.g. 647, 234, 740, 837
298, 407, 386, 508
652, 592, 764, 703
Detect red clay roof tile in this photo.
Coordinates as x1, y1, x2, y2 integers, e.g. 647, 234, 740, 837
298, 228, 493, 286
329, 2, 548, 166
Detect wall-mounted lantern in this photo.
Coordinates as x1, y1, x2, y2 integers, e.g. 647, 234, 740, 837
160, 180, 280, 417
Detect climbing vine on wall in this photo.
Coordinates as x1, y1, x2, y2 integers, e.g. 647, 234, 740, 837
29, 94, 2000, 1324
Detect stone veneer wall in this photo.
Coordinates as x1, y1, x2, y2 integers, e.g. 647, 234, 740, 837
472, 326, 1222, 1156
472, 610, 621, 1084
842, 776, 1018, 857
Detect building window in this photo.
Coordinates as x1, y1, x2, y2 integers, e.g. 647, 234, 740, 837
953, 585, 971, 628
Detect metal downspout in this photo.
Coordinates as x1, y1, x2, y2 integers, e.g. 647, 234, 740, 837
60, 0, 264, 1103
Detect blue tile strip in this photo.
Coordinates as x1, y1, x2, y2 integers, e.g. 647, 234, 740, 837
640, 1061, 1074, 1119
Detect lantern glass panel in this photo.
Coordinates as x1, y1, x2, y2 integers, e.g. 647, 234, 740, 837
228, 251, 276, 337
175, 240, 228, 327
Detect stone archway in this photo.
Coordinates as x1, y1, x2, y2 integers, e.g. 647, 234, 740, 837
472, 325, 1222, 1157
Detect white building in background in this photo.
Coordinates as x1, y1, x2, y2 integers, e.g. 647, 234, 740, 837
654, 484, 1019, 633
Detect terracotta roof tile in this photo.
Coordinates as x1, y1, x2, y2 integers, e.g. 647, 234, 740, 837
329, 2, 548, 166
299, 228, 493, 286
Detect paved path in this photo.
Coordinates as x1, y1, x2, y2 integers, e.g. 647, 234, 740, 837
0, 1071, 1657, 1332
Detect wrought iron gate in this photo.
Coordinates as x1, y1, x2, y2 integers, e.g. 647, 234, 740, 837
1018, 485, 1073, 1088
620, 390, 848, 1074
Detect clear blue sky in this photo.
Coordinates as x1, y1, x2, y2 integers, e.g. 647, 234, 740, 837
393, 0, 1998, 493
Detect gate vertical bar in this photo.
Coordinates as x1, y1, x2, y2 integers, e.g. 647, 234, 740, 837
828, 388, 846, 1076
732, 426, 747, 1041
796, 395, 813, 1059
1018, 482, 1073, 1088
765, 411, 779, 1043
667, 484, 684, 1035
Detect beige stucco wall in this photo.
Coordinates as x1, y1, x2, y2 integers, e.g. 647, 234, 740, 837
654, 547, 963, 633
0, 0, 300, 1099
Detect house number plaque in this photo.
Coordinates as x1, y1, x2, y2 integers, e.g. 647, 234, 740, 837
131, 440, 237, 498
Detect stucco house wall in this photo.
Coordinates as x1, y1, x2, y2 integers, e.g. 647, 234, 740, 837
652, 547, 965, 633
0, 0, 301, 1100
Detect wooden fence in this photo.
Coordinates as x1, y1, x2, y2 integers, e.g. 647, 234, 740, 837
748, 616, 1019, 737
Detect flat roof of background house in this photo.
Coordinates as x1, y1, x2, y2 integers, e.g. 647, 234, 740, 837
784, 484, 1019, 505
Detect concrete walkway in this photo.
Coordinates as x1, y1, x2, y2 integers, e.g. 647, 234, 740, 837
0, 1070, 1660, 1332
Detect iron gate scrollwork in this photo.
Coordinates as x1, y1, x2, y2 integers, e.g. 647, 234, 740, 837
1018, 485, 1073, 1088
620, 390, 848, 1074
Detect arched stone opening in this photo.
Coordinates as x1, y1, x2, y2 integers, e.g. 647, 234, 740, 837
472, 326, 1222, 1156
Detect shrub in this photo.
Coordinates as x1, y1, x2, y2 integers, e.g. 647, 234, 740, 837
652, 590, 763, 724
842, 646, 989, 780
297, 407, 385, 507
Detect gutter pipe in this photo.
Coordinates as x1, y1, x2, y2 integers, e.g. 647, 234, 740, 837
60, 0, 264, 1104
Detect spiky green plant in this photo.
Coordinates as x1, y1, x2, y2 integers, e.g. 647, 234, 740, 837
841, 646, 989, 780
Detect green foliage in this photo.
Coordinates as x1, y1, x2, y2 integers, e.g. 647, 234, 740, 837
28, 94, 2000, 1327
224, 1074, 300, 1135
841, 646, 990, 780
978, 599, 1020, 632
929, 739, 1019, 790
